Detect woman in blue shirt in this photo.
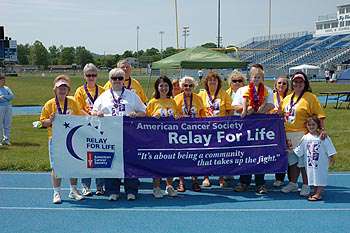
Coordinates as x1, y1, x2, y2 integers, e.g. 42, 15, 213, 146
0, 73, 14, 146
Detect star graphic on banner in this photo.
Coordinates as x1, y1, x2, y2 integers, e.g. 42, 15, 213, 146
63, 122, 70, 129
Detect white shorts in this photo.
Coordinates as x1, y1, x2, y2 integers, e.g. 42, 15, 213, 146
286, 131, 305, 167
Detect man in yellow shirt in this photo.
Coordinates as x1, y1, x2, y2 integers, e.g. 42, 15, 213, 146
103, 59, 147, 103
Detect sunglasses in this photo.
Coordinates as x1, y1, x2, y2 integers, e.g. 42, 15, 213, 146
277, 82, 287, 85
85, 74, 97, 78
183, 84, 194, 88
111, 76, 124, 81
231, 79, 243, 83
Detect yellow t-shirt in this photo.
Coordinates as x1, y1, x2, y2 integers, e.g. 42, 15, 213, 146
226, 87, 235, 101
146, 98, 179, 117
174, 93, 206, 117
40, 96, 81, 138
103, 78, 147, 103
281, 92, 325, 132
74, 84, 105, 114
198, 89, 233, 117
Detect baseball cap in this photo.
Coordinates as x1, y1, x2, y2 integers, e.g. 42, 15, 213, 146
292, 74, 305, 81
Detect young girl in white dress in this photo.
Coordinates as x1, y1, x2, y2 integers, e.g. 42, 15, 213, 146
294, 116, 336, 201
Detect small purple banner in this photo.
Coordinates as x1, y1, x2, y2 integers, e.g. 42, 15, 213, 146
123, 114, 288, 178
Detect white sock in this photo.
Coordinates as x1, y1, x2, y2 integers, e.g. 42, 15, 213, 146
53, 187, 61, 194
70, 184, 77, 192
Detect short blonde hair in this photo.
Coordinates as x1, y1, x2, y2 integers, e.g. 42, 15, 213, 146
227, 70, 246, 85
179, 76, 197, 89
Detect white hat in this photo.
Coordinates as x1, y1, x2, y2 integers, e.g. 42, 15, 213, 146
54, 79, 70, 88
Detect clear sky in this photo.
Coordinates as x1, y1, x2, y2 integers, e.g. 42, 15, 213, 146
0, 0, 348, 54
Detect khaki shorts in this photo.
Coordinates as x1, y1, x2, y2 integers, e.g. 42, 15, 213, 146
286, 131, 305, 167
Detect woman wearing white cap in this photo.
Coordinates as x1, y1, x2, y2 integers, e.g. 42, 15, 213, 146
40, 75, 85, 204
0, 73, 14, 146
92, 68, 146, 201
280, 71, 326, 197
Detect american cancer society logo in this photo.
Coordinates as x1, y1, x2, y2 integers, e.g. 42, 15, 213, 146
63, 121, 115, 168
87, 151, 114, 168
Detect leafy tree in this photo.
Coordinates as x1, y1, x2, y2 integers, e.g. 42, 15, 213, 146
121, 50, 133, 58
144, 47, 160, 56
201, 42, 217, 48
162, 47, 177, 58
17, 44, 30, 65
29, 40, 49, 68
75, 46, 94, 67
48, 45, 60, 65
60, 47, 75, 65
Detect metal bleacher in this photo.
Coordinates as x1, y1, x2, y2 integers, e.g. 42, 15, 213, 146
237, 32, 350, 77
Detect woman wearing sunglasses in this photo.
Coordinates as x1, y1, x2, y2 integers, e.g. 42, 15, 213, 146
226, 70, 246, 102
174, 76, 206, 192
271, 75, 290, 187
74, 63, 106, 197
92, 68, 146, 201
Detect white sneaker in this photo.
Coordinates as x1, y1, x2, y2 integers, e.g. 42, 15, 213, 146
81, 187, 93, 196
108, 194, 119, 201
165, 185, 177, 197
68, 189, 85, 201
153, 187, 164, 198
53, 192, 62, 204
300, 184, 311, 197
273, 180, 284, 187
281, 182, 298, 193
127, 193, 136, 201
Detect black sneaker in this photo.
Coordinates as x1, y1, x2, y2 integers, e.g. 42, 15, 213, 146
256, 185, 268, 195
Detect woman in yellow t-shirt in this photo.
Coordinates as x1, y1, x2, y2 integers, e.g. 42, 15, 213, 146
146, 76, 180, 198
281, 71, 326, 197
198, 71, 233, 188
271, 75, 290, 187
74, 63, 105, 197
226, 70, 246, 102
174, 76, 206, 192
40, 75, 85, 204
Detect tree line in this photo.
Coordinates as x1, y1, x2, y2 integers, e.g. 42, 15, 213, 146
17, 40, 218, 69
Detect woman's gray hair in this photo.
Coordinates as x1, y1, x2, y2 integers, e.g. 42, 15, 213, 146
109, 68, 125, 80
179, 76, 197, 89
83, 63, 98, 75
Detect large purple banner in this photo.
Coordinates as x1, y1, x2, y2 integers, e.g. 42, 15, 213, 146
123, 114, 287, 178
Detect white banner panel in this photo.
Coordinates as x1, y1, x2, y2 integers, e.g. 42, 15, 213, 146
52, 115, 124, 178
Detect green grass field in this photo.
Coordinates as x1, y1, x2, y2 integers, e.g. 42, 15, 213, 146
1, 72, 350, 171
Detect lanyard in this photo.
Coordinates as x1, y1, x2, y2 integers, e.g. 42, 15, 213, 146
55, 95, 68, 114
110, 87, 125, 108
84, 83, 98, 104
125, 78, 132, 89
289, 91, 304, 112
183, 93, 193, 116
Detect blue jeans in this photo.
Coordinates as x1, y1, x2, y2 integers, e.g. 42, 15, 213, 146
105, 178, 139, 196
81, 178, 104, 189
239, 174, 265, 187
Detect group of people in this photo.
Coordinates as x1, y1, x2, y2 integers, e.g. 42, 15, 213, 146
39, 60, 336, 204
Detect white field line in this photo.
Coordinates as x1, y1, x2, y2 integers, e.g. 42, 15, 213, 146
0, 207, 349, 212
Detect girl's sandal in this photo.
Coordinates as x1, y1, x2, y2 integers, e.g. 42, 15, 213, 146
308, 195, 323, 201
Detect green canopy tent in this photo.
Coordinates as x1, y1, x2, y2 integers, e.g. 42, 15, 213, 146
151, 46, 248, 70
